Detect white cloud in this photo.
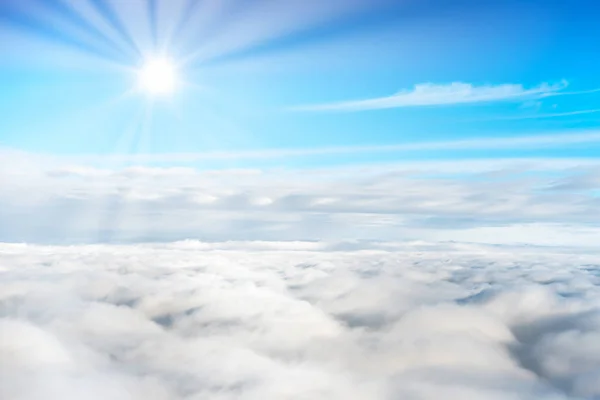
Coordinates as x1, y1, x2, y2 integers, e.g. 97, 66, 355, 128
1, 241, 600, 399
477, 108, 600, 122
2, 151, 600, 245
293, 81, 569, 111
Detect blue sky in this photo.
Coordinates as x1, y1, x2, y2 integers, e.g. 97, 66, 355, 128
3, 1, 600, 246
1, 0, 600, 168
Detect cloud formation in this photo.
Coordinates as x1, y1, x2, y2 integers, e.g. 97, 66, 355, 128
294, 81, 568, 111
1, 241, 600, 399
2, 150, 600, 245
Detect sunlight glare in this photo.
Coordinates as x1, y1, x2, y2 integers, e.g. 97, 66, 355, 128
138, 58, 178, 95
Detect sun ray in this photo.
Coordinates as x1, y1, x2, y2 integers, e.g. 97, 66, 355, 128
168, 0, 237, 62
86, 0, 143, 58
166, 0, 203, 52
34, 0, 131, 60
92, 101, 152, 243
147, 0, 159, 51
0, 1, 128, 64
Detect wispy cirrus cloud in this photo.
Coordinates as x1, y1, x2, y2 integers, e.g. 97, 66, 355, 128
470, 108, 600, 122
293, 81, 569, 112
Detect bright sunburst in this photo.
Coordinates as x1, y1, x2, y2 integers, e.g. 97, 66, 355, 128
138, 58, 179, 96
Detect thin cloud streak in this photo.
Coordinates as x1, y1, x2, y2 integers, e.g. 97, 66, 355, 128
471, 108, 600, 122
544, 86, 600, 97
292, 81, 569, 112
38, 129, 600, 164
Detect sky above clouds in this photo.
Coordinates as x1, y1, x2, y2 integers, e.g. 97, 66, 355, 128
3, 3, 600, 399
0, 0, 600, 245
1, 0, 600, 158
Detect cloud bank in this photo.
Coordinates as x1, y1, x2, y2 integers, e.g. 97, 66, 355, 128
294, 81, 568, 111
2, 150, 600, 245
2, 241, 600, 399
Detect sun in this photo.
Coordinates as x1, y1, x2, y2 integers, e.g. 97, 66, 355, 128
138, 58, 179, 96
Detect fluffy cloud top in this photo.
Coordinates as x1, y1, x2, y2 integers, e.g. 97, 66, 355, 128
2, 241, 600, 399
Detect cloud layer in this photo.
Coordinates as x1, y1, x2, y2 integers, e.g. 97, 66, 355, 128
2, 241, 600, 399
2, 151, 600, 245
